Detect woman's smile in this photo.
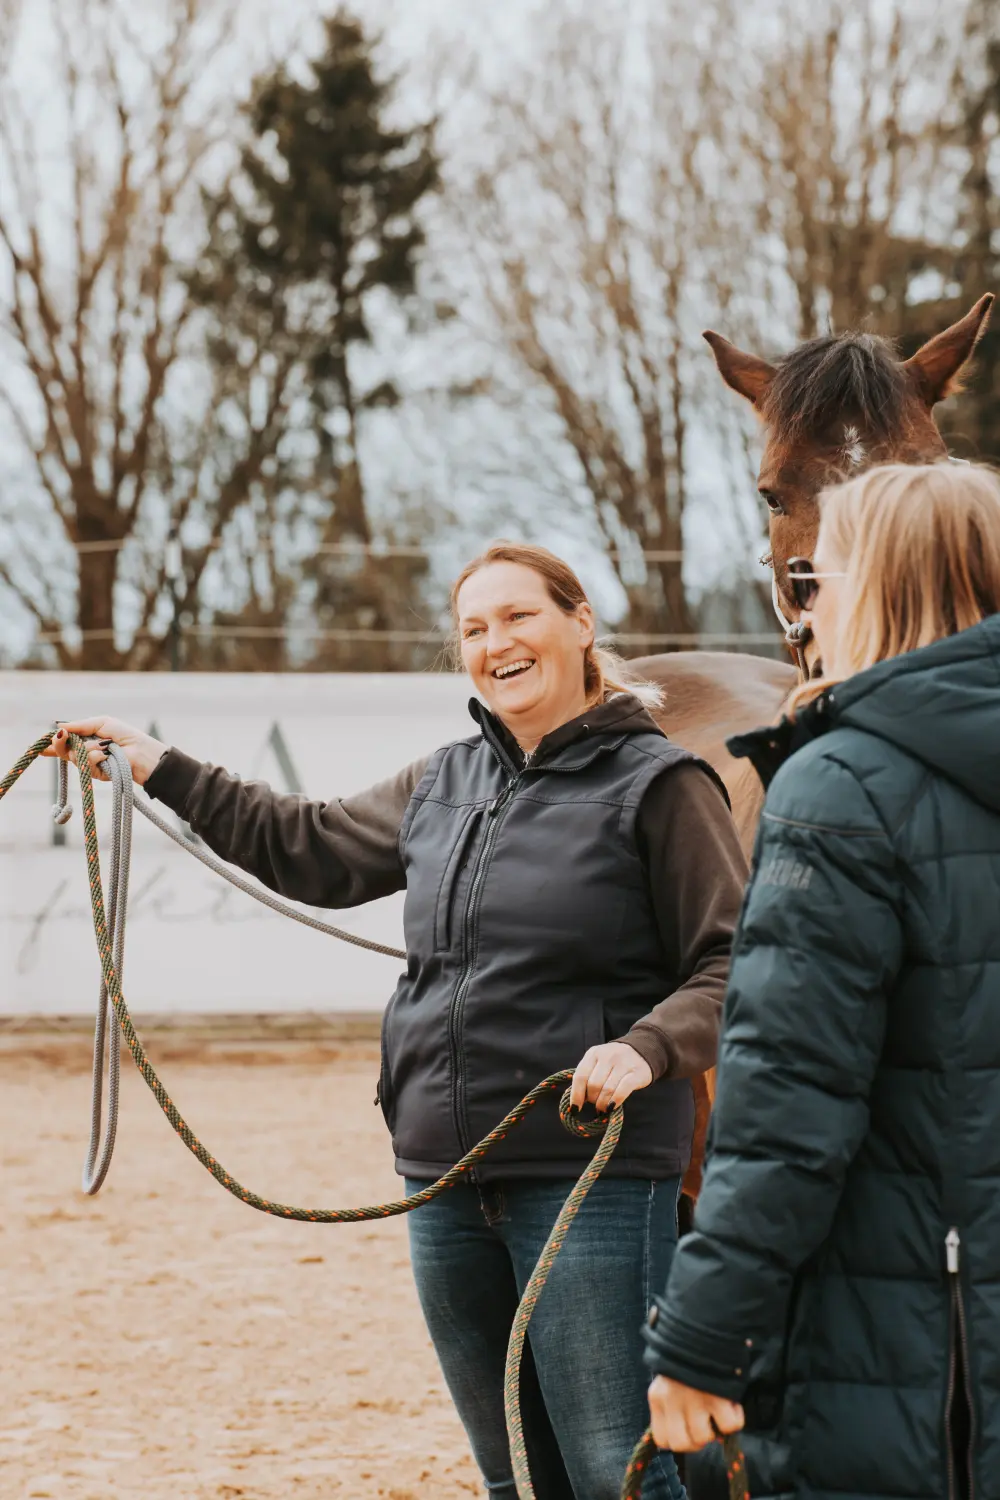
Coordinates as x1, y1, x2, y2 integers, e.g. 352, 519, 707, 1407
492, 658, 537, 680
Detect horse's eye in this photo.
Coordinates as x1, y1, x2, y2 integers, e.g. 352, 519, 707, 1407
759, 489, 785, 515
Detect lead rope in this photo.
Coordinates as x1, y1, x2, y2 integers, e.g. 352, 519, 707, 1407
77, 742, 130, 1192
8, 733, 746, 1499
55, 749, 408, 960
56, 743, 405, 1191
624, 1431, 748, 1500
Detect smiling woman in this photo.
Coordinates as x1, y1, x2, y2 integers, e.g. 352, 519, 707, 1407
45, 539, 747, 1500
451, 541, 664, 754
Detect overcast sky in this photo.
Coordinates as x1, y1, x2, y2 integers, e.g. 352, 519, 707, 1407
0, 0, 769, 663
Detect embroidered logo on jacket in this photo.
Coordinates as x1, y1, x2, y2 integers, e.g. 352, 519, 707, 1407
758, 855, 814, 891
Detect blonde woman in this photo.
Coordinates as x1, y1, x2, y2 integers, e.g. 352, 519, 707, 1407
50, 542, 747, 1500
643, 463, 1000, 1500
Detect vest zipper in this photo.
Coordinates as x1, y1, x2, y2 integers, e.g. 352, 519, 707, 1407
447, 762, 528, 1162
945, 1227, 975, 1500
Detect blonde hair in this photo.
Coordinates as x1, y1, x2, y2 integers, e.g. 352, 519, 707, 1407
450, 541, 664, 711
791, 461, 1000, 714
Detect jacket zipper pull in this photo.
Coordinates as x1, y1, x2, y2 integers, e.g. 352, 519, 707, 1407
488, 749, 533, 816
489, 776, 517, 816
946, 1226, 960, 1274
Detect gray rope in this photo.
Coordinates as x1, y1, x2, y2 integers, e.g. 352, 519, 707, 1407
131, 796, 406, 959
53, 744, 407, 1196
68, 745, 131, 1193
53, 753, 406, 960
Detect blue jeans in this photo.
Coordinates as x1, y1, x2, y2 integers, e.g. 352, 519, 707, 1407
406, 1175, 686, 1500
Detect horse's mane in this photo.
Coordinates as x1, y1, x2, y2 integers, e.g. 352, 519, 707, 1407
762, 331, 910, 444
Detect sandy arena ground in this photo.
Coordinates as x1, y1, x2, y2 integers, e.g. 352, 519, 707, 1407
0, 1037, 480, 1499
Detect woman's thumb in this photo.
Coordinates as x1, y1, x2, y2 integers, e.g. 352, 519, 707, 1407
55, 718, 107, 735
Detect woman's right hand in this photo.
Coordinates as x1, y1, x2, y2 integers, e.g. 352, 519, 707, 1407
44, 718, 169, 786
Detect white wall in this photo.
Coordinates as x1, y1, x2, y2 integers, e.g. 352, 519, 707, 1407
0, 672, 473, 1015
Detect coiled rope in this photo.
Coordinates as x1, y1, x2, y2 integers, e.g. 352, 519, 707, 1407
2, 731, 748, 1500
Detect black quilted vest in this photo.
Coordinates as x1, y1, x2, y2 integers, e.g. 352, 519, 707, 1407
379, 698, 700, 1181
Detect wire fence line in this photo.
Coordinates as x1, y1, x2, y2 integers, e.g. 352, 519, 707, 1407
60, 539, 688, 563
16, 540, 779, 657
29, 625, 782, 647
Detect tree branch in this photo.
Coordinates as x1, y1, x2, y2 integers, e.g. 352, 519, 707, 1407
0, 385, 75, 531
0, 556, 73, 666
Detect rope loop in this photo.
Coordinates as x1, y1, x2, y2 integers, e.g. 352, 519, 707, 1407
558, 1087, 612, 1139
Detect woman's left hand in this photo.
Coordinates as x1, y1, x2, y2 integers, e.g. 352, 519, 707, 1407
647, 1375, 744, 1452
570, 1041, 653, 1113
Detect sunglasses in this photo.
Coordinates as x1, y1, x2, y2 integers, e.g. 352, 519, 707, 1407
786, 557, 847, 611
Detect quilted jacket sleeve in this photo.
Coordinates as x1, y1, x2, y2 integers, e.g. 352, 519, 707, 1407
643, 746, 905, 1399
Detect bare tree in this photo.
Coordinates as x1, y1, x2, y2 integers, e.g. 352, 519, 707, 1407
437, 3, 759, 640
0, 0, 24, 70
722, 0, 982, 337
432, 0, 995, 646
714, 0, 999, 469
0, 0, 309, 668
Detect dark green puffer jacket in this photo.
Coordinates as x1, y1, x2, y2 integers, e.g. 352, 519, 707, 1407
644, 614, 1000, 1500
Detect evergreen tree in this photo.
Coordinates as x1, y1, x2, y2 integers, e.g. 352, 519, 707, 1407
191, 12, 441, 669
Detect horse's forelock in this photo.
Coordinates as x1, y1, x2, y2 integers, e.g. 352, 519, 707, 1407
761, 332, 911, 447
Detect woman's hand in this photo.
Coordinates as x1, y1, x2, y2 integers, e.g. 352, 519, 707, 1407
647, 1375, 744, 1452
570, 1041, 653, 1113
43, 718, 168, 787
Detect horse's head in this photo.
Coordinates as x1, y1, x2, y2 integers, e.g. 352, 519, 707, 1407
705, 294, 994, 669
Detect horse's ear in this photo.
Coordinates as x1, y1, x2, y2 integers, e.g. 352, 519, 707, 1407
703, 331, 776, 409
903, 293, 995, 407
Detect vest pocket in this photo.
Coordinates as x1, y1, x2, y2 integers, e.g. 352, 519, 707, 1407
377, 1006, 397, 1131
582, 996, 608, 1054
433, 807, 481, 952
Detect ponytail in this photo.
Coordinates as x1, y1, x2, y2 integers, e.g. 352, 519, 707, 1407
585, 641, 663, 711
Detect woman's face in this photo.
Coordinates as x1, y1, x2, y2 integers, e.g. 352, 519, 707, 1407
802, 526, 850, 677
456, 561, 595, 744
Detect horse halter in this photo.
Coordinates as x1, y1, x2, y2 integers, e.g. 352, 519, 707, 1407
770, 574, 812, 682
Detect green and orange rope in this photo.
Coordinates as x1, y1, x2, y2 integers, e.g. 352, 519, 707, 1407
1, 732, 748, 1499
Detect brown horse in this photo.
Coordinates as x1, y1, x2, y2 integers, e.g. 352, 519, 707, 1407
637, 292, 995, 854
641, 293, 994, 1195
638, 650, 794, 855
